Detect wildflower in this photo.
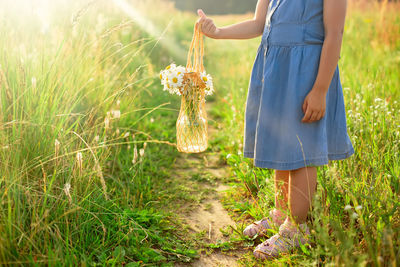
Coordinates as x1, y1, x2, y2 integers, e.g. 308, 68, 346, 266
355, 205, 362, 211
123, 132, 130, 138
111, 110, 121, 119
165, 63, 176, 71
351, 212, 359, 219
200, 71, 214, 95
160, 70, 167, 84
176, 65, 186, 75
344, 205, 352, 211
150, 117, 154, 123
226, 154, 232, 159
168, 72, 183, 89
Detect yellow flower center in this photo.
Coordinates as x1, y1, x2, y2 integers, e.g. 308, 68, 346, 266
159, 74, 163, 79
202, 76, 208, 82
177, 72, 181, 75
166, 65, 171, 70
172, 77, 178, 83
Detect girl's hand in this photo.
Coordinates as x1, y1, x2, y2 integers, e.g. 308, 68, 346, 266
196, 9, 220, 39
302, 89, 327, 123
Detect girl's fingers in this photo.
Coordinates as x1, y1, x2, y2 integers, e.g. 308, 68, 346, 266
206, 22, 214, 33
197, 9, 206, 18
311, 111, 320, 122
203, 20, 211, 31
302, 100, 307, 114
302, 108, 313, 123
198, 16, 206, 25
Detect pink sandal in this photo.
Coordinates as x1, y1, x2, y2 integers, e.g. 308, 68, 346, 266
253, 219, 310, 259
243, 209, 286, 238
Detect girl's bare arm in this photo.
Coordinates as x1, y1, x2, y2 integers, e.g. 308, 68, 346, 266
313, 0, 347, 93
302, 0, 347, 123
197, 0, 269, 39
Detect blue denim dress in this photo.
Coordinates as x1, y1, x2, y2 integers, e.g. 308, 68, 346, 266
243, 0, 354, 170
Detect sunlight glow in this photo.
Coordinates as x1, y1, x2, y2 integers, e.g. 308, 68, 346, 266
112, 0, 186, 62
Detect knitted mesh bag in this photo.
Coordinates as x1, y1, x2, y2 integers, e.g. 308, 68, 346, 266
175, 24, 209, 153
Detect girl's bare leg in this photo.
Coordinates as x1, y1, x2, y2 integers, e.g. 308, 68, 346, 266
288, 167, 317, 224
274, 170, 289, 213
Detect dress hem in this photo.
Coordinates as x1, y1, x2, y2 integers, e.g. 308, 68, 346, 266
243, 147, 354, 170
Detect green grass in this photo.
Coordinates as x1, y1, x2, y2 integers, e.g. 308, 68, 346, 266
0, 0, 399, 266
0, 0, 199, 265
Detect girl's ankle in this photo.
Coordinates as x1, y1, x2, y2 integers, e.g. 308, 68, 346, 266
279, 218, 310, 241
270, 208, 286, 225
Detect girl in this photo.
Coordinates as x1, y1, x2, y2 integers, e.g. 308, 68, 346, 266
197, 0, 354, 260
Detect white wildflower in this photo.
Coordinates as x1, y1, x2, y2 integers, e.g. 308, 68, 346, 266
168, 72, 183, 89
355, 205, 362, 211
344, 205, 352, 211
200, 71, 214, 95
139, 148, 145, 157
111, 110, 121, 119
175, 65, 186, 75
165, 63, 176, 71
351, 212, 359, 219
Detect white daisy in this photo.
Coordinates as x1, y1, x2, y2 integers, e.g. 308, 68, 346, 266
175, 65, 186, 76
165, 63, 176, 71
200, 72, 214, 95
168, 72, 183, 89
159, 70, 167, 85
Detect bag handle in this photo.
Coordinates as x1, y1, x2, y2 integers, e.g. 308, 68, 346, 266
186, 23, 205, 73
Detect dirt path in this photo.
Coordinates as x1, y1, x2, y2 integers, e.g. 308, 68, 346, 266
174, 103, 243, 267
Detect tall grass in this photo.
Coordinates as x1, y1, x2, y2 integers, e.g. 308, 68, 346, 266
0, 0, 198, 265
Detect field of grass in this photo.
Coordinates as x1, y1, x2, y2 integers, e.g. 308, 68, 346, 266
0, 0, 398, 266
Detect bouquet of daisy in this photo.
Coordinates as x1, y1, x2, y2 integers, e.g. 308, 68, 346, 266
159, 23, 212, 153
159, 64, 214, 97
